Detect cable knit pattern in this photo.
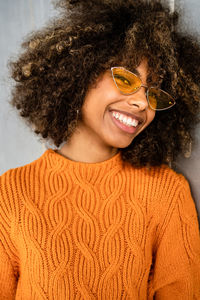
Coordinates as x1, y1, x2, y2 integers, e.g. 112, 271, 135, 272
0, 149, 200, 300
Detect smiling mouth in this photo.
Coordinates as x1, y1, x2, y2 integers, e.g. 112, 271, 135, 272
112, 111, 139, 127
109, 110, 143, 134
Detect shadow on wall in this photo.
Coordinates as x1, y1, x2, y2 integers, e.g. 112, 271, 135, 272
175, 125, 200, 221
174, 0, 200, 217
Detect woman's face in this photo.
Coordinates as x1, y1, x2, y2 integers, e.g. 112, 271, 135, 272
78, 60, 155, 152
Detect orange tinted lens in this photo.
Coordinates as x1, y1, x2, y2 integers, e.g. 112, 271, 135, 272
148, 88, 175, 110
112, 68, 141, 94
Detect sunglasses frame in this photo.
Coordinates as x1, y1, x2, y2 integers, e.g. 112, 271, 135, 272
111, 67, 176, 111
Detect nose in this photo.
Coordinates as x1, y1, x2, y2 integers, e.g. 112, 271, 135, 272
126, 86, 149, 111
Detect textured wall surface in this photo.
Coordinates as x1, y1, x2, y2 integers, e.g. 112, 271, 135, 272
175, 0, 200, 216
0, 0, 199, 216
0, 0, 55, 174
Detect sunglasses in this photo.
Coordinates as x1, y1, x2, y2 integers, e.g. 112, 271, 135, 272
111, 67, 176, 111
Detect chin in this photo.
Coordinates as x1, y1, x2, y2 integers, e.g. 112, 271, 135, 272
110, 138, 134, 149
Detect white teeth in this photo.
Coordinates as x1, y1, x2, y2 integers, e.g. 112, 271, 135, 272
112, 111, 139, 127
127, 118, 132, 125
132, 119, 138, 127
122, 117, 127, 124
119, 115, 123, 121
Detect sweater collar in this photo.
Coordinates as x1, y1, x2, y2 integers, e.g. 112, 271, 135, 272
42, 148, 124, 183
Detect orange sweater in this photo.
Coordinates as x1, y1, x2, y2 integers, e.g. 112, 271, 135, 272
0, 149, 200, 300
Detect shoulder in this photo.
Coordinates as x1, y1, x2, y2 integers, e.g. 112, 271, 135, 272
123, 162, 194, 217
124, 162, 189, 191
0, 150, 48, 183
0, 150, 50, 208
141, 165, 197, 222
147, 164, 191, 194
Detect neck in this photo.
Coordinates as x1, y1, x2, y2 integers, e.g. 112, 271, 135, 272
57, 129, 118, 164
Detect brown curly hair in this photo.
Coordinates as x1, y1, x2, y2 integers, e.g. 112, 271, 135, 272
9, 0, 200, 167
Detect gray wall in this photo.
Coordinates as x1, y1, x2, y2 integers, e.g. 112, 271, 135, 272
0, 0, 200, 216
174, 0, 200, 216
0, 0, 56, 174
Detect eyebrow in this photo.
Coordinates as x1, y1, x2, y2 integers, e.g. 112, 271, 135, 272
131, 68, 141, 77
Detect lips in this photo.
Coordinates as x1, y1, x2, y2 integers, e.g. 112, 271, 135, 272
109, 109, 144, 124
109, 110, 143, 134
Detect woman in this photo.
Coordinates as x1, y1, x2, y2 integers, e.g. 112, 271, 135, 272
0, 0, 200, 299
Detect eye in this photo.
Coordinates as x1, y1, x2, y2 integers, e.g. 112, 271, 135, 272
114, 75, 131, 86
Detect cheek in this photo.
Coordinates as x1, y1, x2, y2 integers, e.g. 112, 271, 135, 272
139, 109, 155, 133
147, 109, 156, 125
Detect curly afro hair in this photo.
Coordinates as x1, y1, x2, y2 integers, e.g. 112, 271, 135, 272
9, 0, 200, 167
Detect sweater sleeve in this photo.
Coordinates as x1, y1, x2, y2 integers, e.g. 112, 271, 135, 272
148, 176, 200, 300
0, 171, 19, 299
